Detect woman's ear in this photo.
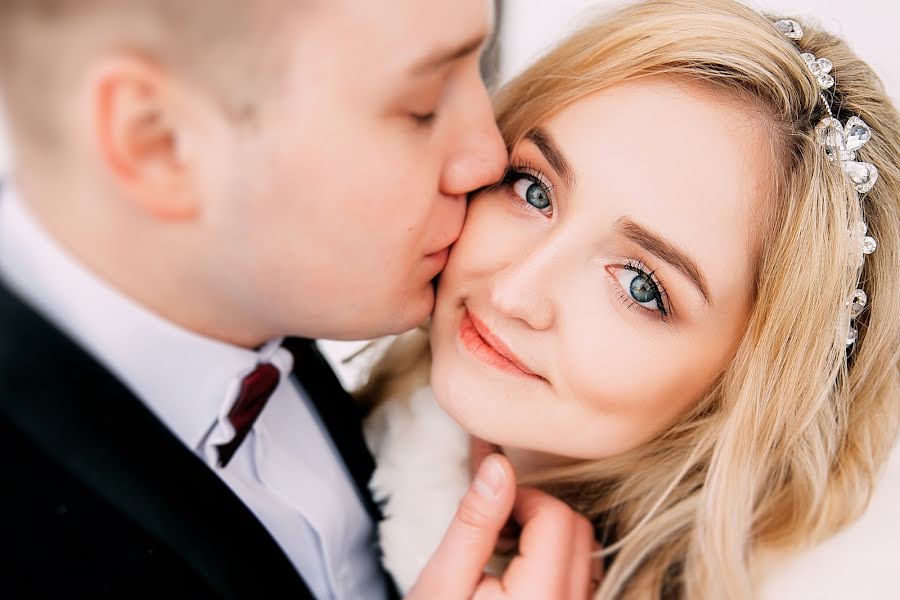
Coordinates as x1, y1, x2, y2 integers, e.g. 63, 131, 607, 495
89, 53, 203, 221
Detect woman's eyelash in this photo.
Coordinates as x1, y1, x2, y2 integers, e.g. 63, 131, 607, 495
477, 160, 552, 200
496, 161, 556, 217
616, 259, 671, 320
501, 162, 555, 198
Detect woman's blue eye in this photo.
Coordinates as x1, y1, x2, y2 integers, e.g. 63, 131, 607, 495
513, 178, 552, 214
629, 273, 659, 304
613, 265, 667, 317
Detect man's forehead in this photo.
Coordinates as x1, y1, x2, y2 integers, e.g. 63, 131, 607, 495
327, 0, 494, 75
405, 0, 495, 72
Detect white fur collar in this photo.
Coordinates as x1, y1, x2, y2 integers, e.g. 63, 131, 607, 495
364, 387, 471, 594
362, 387, 900, 598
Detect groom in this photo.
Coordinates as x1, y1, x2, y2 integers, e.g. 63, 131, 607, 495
0, 0, 594, 598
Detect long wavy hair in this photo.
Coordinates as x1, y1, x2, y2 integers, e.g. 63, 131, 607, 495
360, 1, 900, 597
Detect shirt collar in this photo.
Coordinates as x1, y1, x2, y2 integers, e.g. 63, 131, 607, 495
0, 183, 289, 450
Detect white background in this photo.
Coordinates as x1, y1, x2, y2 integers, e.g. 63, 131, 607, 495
499, 0, 900, 101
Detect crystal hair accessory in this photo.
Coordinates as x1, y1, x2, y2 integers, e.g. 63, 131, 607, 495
775, 19, 803, 40
801, 52, 834, 90
816, 117, 879, 193
775, 19, 877, 348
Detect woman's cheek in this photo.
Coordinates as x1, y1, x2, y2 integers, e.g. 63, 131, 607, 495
446, 219, 522, 290
560, 319, 664, 416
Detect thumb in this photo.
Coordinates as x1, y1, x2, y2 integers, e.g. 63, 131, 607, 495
407, 454, 516, 599
469, 435, 502, 477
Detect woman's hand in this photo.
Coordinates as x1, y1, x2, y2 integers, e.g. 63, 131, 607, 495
407, 452, 601, 599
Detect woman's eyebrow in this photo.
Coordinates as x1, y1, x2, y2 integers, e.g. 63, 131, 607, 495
526, 128, 576, 189
615, 217, 712, 304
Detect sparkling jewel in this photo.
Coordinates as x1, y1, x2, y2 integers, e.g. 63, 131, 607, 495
815, 117, 879, 193
844, 116, 872, 152
775, 19, 804, 40
843, 161, 879, 194
847, 326, 858, 347
802, 52, 835, 89
816, 118, 855, 162
815, 58, 833, 75
850, 222, 871, 268
803, 55, 833, 77
863, 236, 877, 254
850, 289, 868, 317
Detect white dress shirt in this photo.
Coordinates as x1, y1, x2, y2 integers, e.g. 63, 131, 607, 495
0, 184, 386, 600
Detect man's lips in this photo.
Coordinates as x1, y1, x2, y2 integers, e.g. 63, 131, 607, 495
425, 246, 450, 260
459, 308, 542, 380
423, 247, 450, 277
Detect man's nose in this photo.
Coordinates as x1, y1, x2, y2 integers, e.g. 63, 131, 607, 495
435, 191, 468, 249
440, 82, 508, 197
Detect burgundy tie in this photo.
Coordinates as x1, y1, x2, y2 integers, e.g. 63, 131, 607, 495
216, 363, 281, 468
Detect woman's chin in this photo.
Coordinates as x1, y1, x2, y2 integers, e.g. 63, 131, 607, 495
501, 446, 584, 478
431, 370, 505, 444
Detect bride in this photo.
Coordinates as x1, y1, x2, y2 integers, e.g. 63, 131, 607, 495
359, 0, 900, 597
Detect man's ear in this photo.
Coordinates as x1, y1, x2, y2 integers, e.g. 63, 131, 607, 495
90, 54, 204, 221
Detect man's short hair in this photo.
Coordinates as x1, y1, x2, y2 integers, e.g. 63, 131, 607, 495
0, 0, 297, 146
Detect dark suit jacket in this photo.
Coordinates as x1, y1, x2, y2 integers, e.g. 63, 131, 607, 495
0, 280, 394, 598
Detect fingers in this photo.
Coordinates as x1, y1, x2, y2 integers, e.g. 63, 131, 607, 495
590, 544, 604, 597
500, 488, 596, 599
569, 517, 596, 599
469, 435, 501, 477
407, 454, 516, 600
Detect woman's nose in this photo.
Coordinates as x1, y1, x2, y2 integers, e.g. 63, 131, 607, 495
488, 248, 556, 331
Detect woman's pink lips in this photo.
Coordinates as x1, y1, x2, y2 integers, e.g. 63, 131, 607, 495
459, 309, 542, 381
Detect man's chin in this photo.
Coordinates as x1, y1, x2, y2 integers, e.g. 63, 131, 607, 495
314, 286, 435, 341
374, 286, 435, 338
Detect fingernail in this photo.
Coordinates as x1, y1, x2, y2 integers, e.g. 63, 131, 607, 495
473, 455, 506, 499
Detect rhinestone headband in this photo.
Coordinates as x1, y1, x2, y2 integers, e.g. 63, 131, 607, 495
775, 19, 876, 348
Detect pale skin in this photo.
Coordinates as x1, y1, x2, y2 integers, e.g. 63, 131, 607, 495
19, 0, 504, 348
6, 0, 596, 597
432, 78, 768, 474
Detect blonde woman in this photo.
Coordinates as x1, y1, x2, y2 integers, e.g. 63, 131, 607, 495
359, 0, 900, 597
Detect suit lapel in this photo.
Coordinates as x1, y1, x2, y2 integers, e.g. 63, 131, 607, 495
0, 282, 313, 598
284, 337, 382, 524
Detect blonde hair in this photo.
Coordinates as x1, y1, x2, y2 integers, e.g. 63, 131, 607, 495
362, 0, 900, 597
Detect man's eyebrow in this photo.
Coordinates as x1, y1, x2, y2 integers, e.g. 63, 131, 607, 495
410, 33, 488, 75
615, 217, 712, 304
526, 128, 575, 189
